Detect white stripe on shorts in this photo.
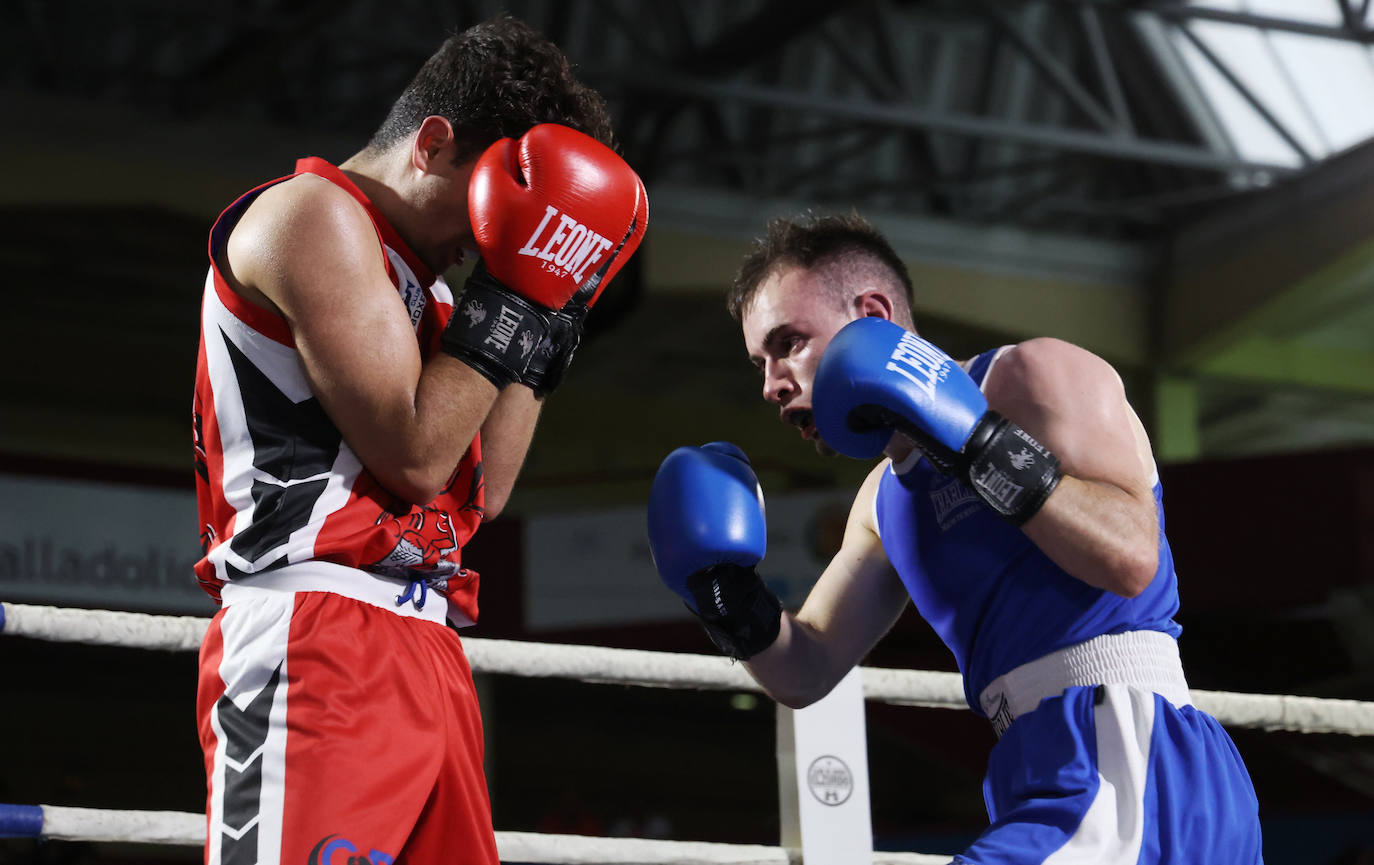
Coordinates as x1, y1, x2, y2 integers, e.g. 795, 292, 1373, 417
207, 594, 293, 865
1042, 683, 1155, 865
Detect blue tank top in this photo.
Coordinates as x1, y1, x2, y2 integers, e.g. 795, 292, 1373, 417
874, 347, 1182, 714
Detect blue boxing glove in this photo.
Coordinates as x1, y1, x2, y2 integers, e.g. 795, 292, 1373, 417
813, 317, 1061, 525
647, 442, 783, 660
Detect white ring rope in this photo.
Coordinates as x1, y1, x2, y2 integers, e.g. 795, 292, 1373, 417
8, 805, 949, 863
466, 636, 763, 692
3, 602, 1371, 736
1, 603, 208, 653
38, 805, 203, 845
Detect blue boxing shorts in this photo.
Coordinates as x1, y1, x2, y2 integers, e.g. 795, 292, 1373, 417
955, 683, 1262, 864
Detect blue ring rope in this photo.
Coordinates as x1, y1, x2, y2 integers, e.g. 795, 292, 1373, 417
0, 803, 44, 838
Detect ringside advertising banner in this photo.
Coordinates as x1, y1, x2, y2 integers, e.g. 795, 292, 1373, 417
523, 490, 854, 631
0, 473, 214, 615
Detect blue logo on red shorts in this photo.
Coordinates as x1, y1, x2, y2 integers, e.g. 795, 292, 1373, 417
307, 834, 395, 865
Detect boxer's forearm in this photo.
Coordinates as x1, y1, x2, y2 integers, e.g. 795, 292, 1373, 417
477, 385, 544, 520
1021, 475, 1159, 597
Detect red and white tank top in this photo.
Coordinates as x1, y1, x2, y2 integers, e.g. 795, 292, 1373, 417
192, 158, 483, 624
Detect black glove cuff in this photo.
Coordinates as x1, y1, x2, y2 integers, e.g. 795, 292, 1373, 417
522, 309, 584, 398
440, 267, 549, 389
964, 412, 1062, 526
687, 563, 783, 661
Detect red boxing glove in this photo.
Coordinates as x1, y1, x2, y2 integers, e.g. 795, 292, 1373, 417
473, 124, 646, 309
522, 168, 647, 396
441, 124, 648, 390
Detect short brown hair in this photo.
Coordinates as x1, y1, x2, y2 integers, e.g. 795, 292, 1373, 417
728, 211, 914, 322
368, 16, 614, 161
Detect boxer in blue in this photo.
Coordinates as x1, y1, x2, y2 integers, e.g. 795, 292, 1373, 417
646, 212, 1262, 864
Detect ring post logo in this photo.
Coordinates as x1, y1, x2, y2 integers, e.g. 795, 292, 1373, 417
308, 834, 394, 865
806, 755, 854, 806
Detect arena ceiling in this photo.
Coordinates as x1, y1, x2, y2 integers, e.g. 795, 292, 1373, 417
14, 0, 1373, 230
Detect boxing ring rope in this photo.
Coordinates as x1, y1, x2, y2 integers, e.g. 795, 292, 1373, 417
4, 602, 1371, 735
3, 601, 1372, 861
0, 803, 945, 864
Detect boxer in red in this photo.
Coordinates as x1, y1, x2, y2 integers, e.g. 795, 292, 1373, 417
191, 18, 647, 864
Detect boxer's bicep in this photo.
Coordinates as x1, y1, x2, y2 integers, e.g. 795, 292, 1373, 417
989, 340, 1159, 596
223, 177, 492, 503
232, 177, 425, 417
986, 339, 1154, 498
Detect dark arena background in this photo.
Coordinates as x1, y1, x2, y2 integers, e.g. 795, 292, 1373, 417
2, 1, 1373, 864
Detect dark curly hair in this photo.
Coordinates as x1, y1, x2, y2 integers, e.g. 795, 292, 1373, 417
367, 16, 614, 161
728, 211, 914, 323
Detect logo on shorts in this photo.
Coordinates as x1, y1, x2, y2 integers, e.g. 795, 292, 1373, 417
307, 834, 395, 865
806, 755, 854, 806
987, 694, 1014, 738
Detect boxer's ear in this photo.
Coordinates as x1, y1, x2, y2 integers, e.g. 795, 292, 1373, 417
413, 116, 456, 172
853, 290, 894, 321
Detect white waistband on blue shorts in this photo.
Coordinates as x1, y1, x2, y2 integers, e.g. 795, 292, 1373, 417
218, 561, 460, 627
977, 630, 1192, 737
